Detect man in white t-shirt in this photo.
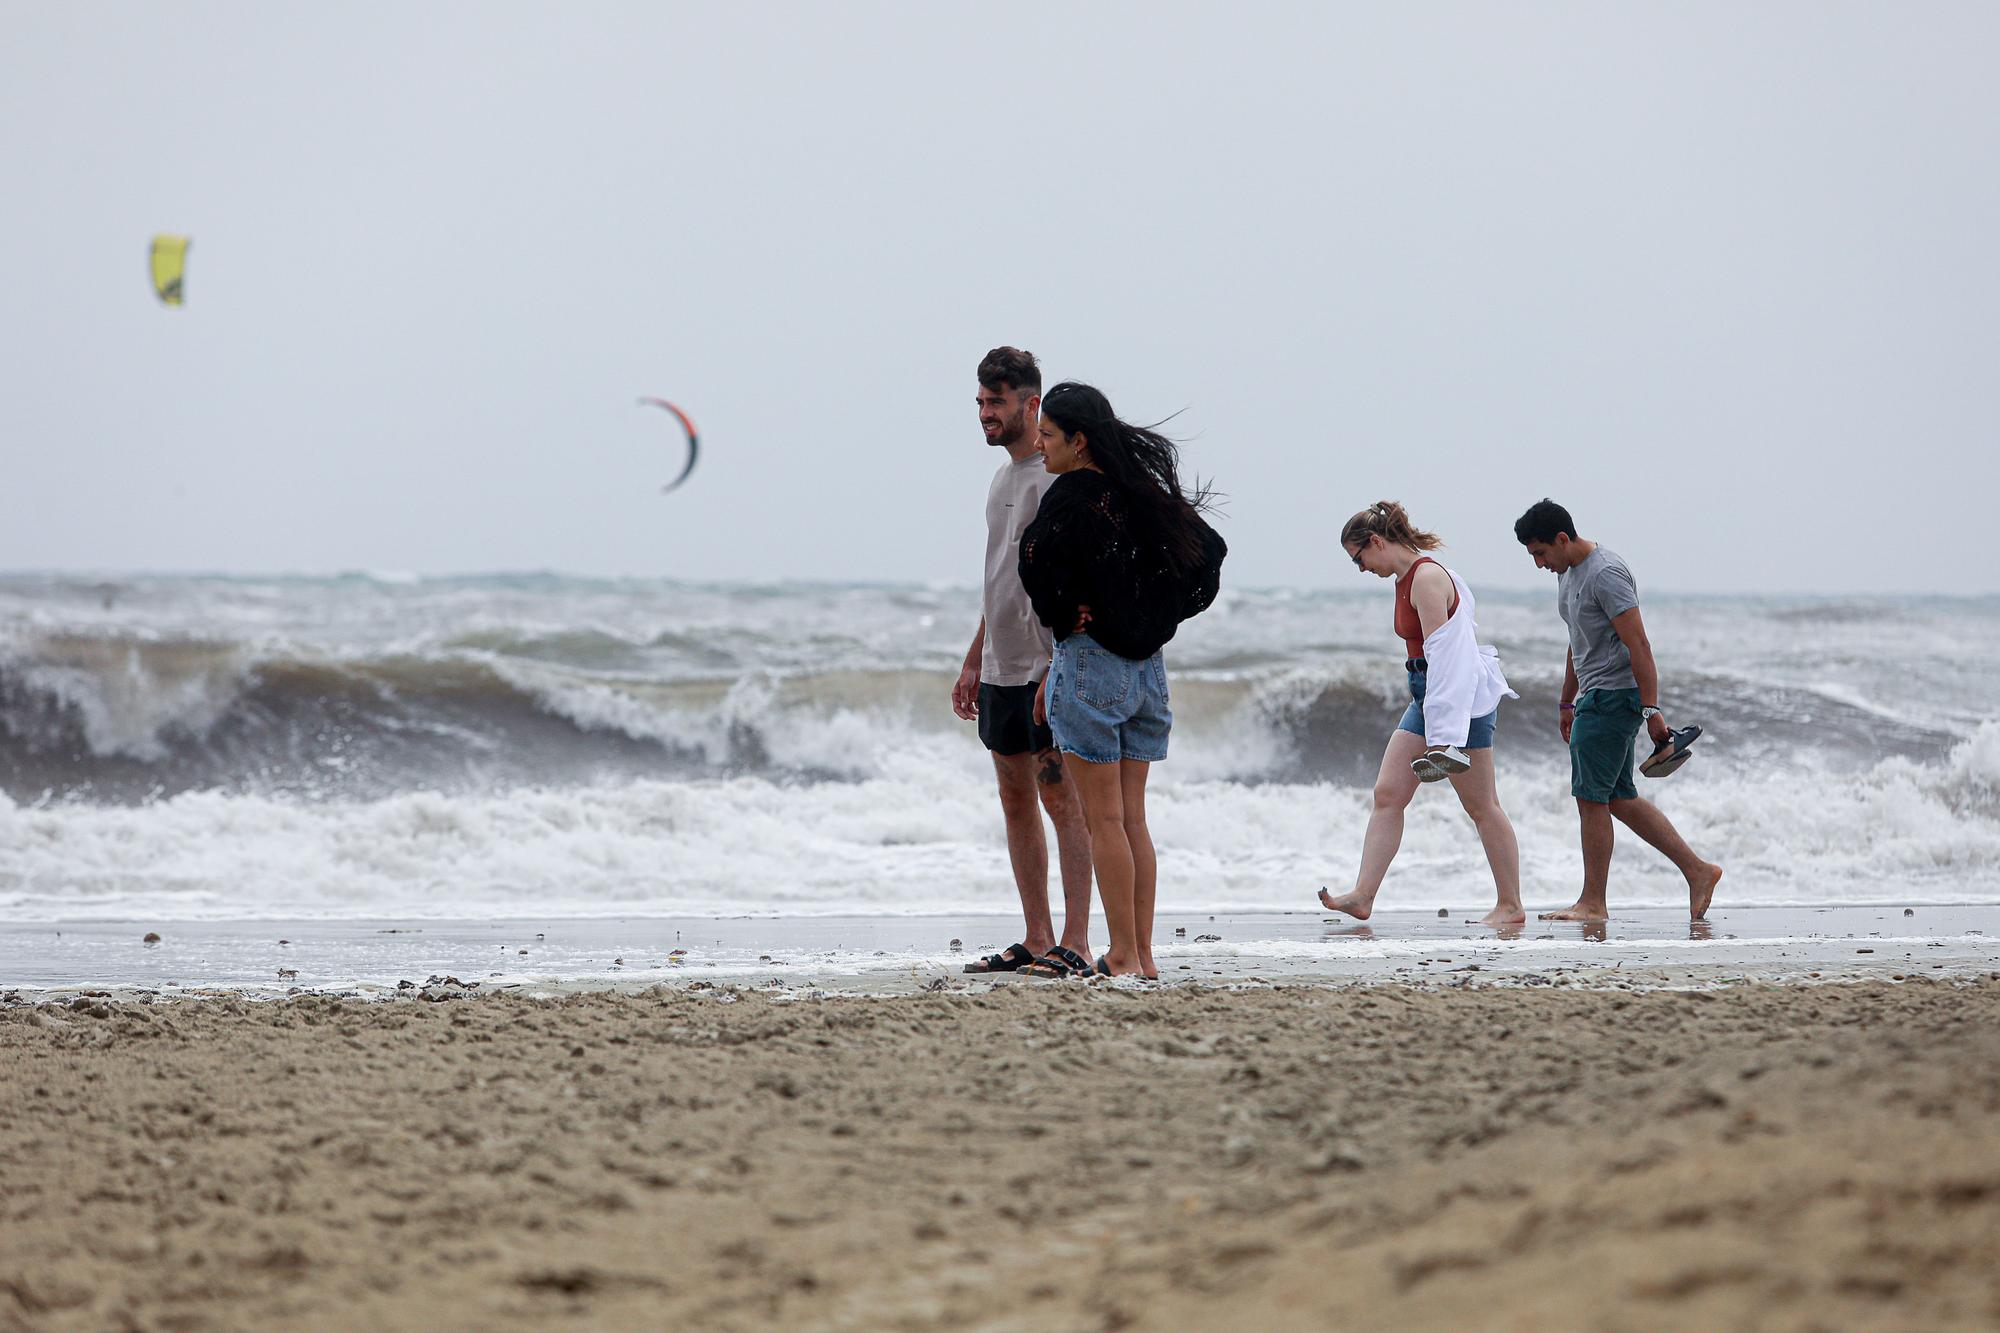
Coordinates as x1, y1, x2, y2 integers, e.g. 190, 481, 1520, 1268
953, 347, 1094, 975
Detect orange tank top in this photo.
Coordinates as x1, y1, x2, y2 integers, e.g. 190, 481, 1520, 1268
1394, 557, 1457, 660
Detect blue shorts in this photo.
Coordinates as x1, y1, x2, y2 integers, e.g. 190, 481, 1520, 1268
1396, 666, 1497, 749
1047, 633, 1171, 765
1569, 687, 1641, 802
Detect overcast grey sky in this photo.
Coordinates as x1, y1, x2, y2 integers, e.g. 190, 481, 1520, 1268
4, 2, 1995, 593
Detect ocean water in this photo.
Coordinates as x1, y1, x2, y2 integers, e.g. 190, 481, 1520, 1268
3, 573, 1997, 923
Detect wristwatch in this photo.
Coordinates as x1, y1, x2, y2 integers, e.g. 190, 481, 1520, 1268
1641, 705, 1662, 720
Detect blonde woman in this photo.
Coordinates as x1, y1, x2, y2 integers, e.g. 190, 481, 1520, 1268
1319, 502, 1525, 927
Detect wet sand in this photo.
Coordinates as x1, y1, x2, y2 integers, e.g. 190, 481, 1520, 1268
4, 979, 1998, 1330
5, 904, 1996, 995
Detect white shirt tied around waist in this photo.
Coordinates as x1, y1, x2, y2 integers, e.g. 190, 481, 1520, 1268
1419, 568, 1517, 748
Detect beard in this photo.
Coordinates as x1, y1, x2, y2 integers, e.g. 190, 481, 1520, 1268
989, 410, 1031, 448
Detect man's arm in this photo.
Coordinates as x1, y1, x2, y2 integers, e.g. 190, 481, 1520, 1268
1610, 606, 1669, 744
1559, 648, 1578, 741
952, 620, 984, 721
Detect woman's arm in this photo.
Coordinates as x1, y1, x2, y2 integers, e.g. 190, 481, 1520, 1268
1411, 562, 1454, 641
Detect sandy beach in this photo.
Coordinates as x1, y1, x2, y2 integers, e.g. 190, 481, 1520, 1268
4, 977, 1998, 1330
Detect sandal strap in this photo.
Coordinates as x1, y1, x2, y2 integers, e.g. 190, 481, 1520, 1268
1044, 946, 1089, 973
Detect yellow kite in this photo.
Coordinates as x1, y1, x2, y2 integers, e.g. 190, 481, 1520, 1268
150, 234, 189, 306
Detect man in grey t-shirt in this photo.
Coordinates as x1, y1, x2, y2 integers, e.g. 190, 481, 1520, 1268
952, 347, 1093, 976
1516, 499, 1722, 922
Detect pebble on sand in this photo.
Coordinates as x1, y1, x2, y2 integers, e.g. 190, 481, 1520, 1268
1437, 908, 1449, 918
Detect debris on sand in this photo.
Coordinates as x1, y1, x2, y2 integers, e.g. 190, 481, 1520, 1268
143, 932, 161, 945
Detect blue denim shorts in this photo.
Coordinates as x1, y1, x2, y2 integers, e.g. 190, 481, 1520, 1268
1396, 666, 1497, 749
1047, 633, 1171, 765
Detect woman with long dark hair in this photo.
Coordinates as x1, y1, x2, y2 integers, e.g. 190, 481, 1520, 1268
1017, 382, 1225, 979
1319, 502, 1525, 927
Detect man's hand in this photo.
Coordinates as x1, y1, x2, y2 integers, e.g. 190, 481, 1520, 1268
952, 665, 980, 721
1559, 707, 1574, 744
1033, 679, 1047, 726
1071, 603, 1093, 635
1646, 710, 1670, 747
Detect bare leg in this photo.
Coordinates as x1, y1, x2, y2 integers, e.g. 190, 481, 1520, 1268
1445, 749, 1524, 925
1120, 760, 1157, 978
1319, 730, 1425, 920
1542, 798, 1613, 921
1032, 745, 1095, 959
992, 752, 1056, 955
1065, 754, 1143, 975
1609, 795, 1724, 919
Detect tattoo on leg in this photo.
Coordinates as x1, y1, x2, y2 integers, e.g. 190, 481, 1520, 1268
1036, 752, 1064, 786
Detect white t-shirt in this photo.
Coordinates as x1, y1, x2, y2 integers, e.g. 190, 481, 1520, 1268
981, 453, 1054, 685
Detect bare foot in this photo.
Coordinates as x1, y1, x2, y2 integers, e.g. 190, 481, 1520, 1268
1319, 887, 1375, 920
1480, 904, 1527, 927
1539, 902, 1609, 922
1688, 863, 1723, 919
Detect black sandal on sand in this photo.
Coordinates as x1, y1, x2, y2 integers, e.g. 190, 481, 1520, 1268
1641, 725, 1702, 778
964, 942, 1036, 974
1092, 957, 1113, 979
1021, 946, 1092, 979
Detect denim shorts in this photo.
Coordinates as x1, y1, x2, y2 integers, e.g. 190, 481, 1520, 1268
1047, 633, 1171, 765
1396, 666, 1497, 749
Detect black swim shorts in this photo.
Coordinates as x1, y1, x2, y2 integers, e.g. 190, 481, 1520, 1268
976, 681, 1055, 756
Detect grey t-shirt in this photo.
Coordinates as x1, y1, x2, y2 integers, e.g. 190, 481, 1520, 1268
1558, 545, 1641, 693
981, 453, 1054, 685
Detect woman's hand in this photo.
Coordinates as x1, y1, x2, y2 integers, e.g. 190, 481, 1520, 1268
1033, 679, 1048, 725
1071, 603, 1093, 635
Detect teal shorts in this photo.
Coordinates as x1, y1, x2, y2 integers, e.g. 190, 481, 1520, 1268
1570, 688, 1641, 803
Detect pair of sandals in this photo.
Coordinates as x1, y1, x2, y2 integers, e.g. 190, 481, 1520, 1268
1410, 724, 1705, 783
1641, 724, 1702, 778
1410, 746, 1471, 783
961, 943, 1111, 980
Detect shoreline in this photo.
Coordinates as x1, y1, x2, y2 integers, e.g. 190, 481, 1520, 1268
4, 904, 1997, 1000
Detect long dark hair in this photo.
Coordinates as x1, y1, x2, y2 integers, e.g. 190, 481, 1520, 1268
1040, 381, 1215, 572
